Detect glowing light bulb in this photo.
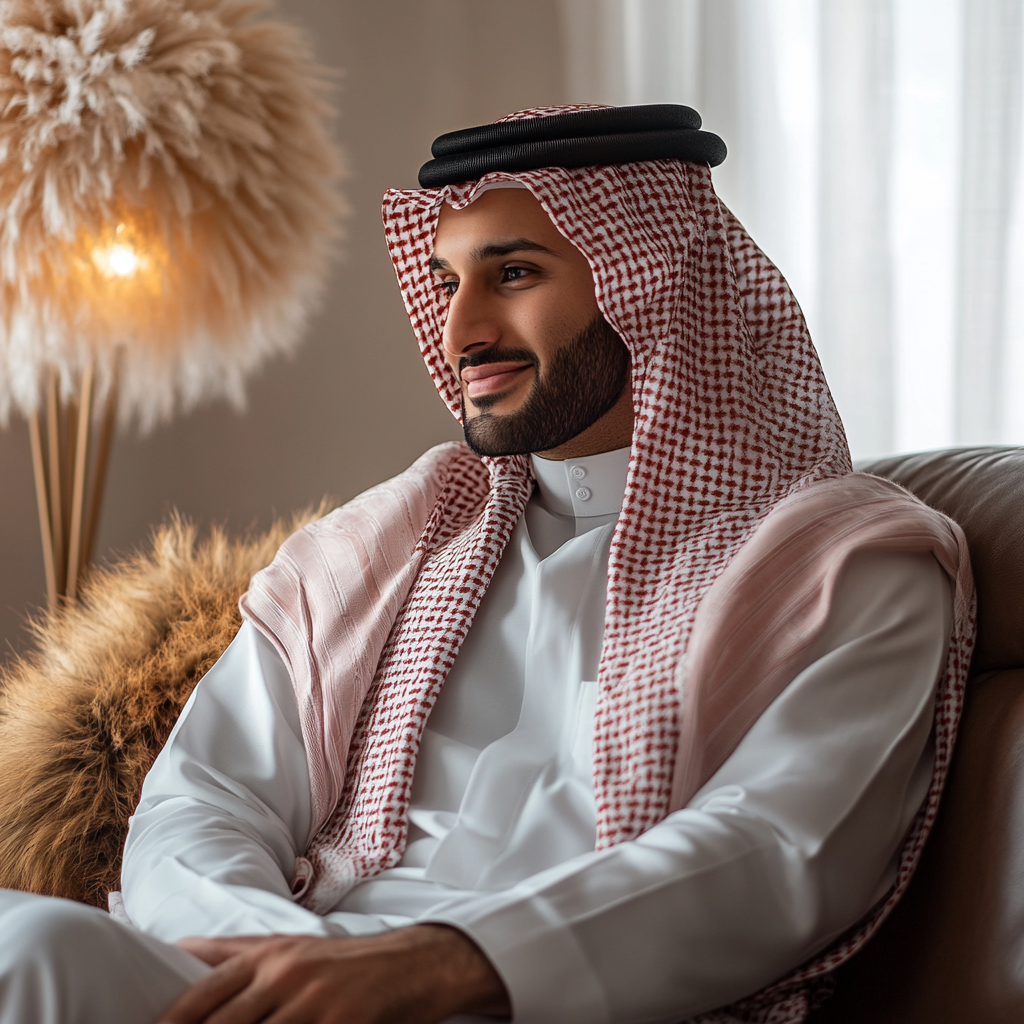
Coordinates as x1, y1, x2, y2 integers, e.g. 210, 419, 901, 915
92, 224, 143, 279
106, 244, 140, 276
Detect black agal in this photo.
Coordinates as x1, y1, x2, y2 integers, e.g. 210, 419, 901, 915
418, 104, 726, 188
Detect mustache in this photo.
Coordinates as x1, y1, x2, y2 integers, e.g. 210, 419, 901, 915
458, 347, 539, 373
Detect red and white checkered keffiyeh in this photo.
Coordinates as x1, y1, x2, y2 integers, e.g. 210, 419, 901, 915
241, 106, 975, 1023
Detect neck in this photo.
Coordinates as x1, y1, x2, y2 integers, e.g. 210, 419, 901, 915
534, 380, 634, 461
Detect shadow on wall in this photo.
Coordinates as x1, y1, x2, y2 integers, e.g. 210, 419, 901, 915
0, 0, 569, 660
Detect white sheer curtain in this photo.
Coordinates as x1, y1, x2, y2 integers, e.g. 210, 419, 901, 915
560, 0, 1024, 458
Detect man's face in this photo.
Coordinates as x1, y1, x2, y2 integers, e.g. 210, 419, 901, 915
431, 188, 631, 458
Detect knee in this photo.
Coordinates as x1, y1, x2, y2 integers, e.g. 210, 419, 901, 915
0, 893, 114, 969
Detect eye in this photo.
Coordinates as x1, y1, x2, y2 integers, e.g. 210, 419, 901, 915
436, 278, 458, 297
501, 265, 532, 284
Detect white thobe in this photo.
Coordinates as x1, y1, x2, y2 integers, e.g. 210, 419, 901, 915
0, 448, 952, 1024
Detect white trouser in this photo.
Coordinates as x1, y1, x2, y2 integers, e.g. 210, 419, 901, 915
0, 890, 211, 1024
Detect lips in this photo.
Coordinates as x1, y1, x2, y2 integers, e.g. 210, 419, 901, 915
460, 360, 533, 399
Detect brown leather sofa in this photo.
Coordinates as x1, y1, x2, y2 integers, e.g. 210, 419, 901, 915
808, 446, 1024, 1023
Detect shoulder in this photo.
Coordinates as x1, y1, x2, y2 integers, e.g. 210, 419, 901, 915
689, 471, 970, 693
284, 442, 486, 556
745, 471, 968, 587
765, 471, 949, 537
242, 443, 484, 608
314, 442, 485, 533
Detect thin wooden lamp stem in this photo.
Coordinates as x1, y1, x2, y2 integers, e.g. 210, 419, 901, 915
28, 411, 58, 613
82, 374, 118, 572
28, 360, 114, 611
45, 373, 65, 597
66, 361, 95, 601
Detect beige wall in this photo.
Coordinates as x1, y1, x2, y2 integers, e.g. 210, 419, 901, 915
0, 1, 568, 659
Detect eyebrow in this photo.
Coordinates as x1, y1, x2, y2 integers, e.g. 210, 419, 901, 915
429, 238, 560, 273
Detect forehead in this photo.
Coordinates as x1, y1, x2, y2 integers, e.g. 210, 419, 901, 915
432, 187, 569, 257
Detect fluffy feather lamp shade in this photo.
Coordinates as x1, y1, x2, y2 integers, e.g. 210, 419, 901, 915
0, 0, 343, 608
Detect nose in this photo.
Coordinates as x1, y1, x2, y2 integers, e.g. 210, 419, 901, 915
441, 285, 502, 361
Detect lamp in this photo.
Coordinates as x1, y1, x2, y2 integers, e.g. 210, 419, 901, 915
0, 0, 343, 610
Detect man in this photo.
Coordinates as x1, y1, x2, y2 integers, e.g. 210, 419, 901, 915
0, 104, 972, 1024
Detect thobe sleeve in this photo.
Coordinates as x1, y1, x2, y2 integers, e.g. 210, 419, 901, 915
119, 620, 339, 942
423, 549, 953, 1024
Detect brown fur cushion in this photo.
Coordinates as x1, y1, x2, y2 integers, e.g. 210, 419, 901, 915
0, 509, 320, 908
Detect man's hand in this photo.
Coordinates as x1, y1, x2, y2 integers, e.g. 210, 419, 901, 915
158, 924, 511, 1024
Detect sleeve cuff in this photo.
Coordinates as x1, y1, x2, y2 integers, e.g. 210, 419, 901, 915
424, 891, 610, 1024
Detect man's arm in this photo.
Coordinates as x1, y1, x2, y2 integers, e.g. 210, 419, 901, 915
122, 625, 510, 1021
121, 620, 333, 939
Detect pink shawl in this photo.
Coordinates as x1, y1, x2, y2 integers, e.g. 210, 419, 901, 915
241, 105, 975, 1022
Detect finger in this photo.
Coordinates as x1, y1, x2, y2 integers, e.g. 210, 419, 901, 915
196, 981, 286, 1024
177, 936, 268, 966
261, 995, 324, 1024
157, 956, 253, 1024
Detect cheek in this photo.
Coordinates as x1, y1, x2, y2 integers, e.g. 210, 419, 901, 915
516, 290, 582, 339
524, 300, 597, 363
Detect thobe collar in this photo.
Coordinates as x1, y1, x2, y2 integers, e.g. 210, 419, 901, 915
529, 446, 631, 519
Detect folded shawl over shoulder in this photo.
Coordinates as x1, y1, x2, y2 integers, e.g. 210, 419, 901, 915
241, 104, 975, 1024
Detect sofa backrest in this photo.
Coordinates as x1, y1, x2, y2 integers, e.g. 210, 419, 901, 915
810, 446, 1024, 1023
858, 446, 1024, 674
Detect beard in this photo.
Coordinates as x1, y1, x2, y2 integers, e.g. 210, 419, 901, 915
460, 314, 630, 457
